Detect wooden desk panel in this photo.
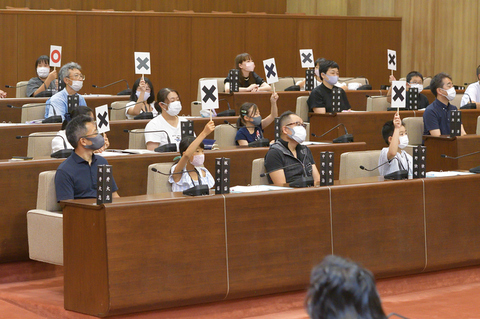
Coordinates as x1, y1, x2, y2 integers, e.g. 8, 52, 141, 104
330, 180, 426, 277
0, 95, 129, 123
225, 188, 332, 298
424, 175, 480, 271
424, 135, 480, 171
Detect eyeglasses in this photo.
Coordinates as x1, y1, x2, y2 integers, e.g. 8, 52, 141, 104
80, 132, 98, 139
285, 121, 307, 128
69, 73, 86, 80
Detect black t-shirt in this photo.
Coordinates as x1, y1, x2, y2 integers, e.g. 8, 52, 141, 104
224, 71, 265, 87
408, 93, 429, 109
307, 83, 351, 112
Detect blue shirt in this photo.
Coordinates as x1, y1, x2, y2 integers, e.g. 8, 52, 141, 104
235, 125, 263, 144
45, 88, 87, 120
423, 99, 458, 136
55, 152, 118, 201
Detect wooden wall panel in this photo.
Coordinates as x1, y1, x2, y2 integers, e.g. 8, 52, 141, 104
345, 19, 402, 89
346, 0, 394, 17
16, 12, 76, 84
316, 0, 347, 16
245, 17, 298, 79
0, 13, 17, 94
286, 0, 316, 15
296, 18, 347, 77
75, 14, 135, 95
137, 15, 192, 101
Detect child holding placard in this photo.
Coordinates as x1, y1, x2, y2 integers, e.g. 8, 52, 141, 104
224, 53, 271, 93
27, 55, 58, 97
235, 92, 278, 145
378, 112, 412, 177
126, 77, 157, 119
169, 121, 215, 192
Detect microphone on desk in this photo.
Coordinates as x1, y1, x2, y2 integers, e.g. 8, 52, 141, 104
8, 103, 62, 124
109, 100, 153, 119
311, 123, 354, 143
441, 151, 480, 173
5, 83, 29, 89
16, 133, 72, 158
260, 161, 314, 188
217, 99, 235, 116
92, 79, 131, 95
151, 167, 209, 196
360, 157, 408, 180
124, 129, 176, 152
223, 120, 237, 129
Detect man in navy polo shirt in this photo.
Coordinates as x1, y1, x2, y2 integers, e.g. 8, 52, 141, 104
55, 115, 119, 201
423, 72, 467, 136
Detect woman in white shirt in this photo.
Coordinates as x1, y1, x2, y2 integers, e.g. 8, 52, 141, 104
125, 77, 157, 119
145, 88, 187, 151
169, 121, 215, 192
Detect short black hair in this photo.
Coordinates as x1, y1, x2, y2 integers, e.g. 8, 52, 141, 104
65, 114, 93, 148
430, 72, 452, 97
35, 55, 49, 70
178, 136, 204, 157
382, 120, 405, 145
130, 77, 155, 105
306, 255, 387, 319
476, 65, 480, 80
314, 58, 325, 68
61, 106, 93, 130
155, 88, 180, 113
406, 71, 423, 83
278, 110, 295, 130
318, 60, 339, 81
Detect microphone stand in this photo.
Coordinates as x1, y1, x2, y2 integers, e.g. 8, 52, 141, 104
16, 134, 72, 158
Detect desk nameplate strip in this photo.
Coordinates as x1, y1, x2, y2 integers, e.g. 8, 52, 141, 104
222, 194, 230, 300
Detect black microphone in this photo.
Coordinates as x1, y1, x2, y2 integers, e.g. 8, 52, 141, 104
248, 138, 270, 147
8, 103, 62, 124
260, 161, 314, 188
5, 83, 29, 89
124, 129, 176, 152
151, 167, 209, 196
109, 100, 153, 119
441, 151, 480, 173
223, 120, 237, 129
217, 98, 235, 116
311, 123, 354, 143
16, 134, 72, 158
92, 79, 131, 95
360, 157, 408, 180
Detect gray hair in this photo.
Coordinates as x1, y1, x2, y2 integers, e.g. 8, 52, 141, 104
59, 62, 82, 81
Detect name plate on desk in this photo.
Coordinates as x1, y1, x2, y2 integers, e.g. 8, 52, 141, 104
97, 164, 113, 205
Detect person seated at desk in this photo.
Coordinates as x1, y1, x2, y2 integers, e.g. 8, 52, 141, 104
306, 59, 351, 114
386, 71, 429, 109
145, 88, 188, 151
125, 77, 157, 119
55, 115, 119, 201
224, 53, 271, 93
379, 113, 413, 178
45, 62, 87, 121
423, 72, 467, 136
52, 106, 109, 153
297, 58, 348, 91
264, 111, 320, 186
235, 92, 278, 145
460, 64, 480, 108
306, 255, 387, 319
0, 90, 6, 98
26, 55, 57, 97
169, 121, 215, 192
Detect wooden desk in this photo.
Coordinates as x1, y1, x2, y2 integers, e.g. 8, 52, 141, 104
424, 135, 480, 171
62, 173, 480, 316
0, 142, 365, 263
0, 95, 129, 123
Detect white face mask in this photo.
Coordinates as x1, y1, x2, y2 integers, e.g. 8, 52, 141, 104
287, 125, 307, 144
398, 135, 409, 149
190, 154, 205, 166
136, 91, 150, 101
324, 74, 338, 86
37, 67, 50, 78
164, 100, 182, 116
440, 87, 456, 101
69, 80, 83, 92
409, 83, 423, 92
244, 61, 255, 73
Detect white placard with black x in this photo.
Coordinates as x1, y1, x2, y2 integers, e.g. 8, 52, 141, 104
263, 58, 279, 85
387, 49, 397, 71
299, 49, 314, 68
134, 52, 151, 75
96, 104, 110, 133
200, 79, 219, 110
391, 81, 406, 109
